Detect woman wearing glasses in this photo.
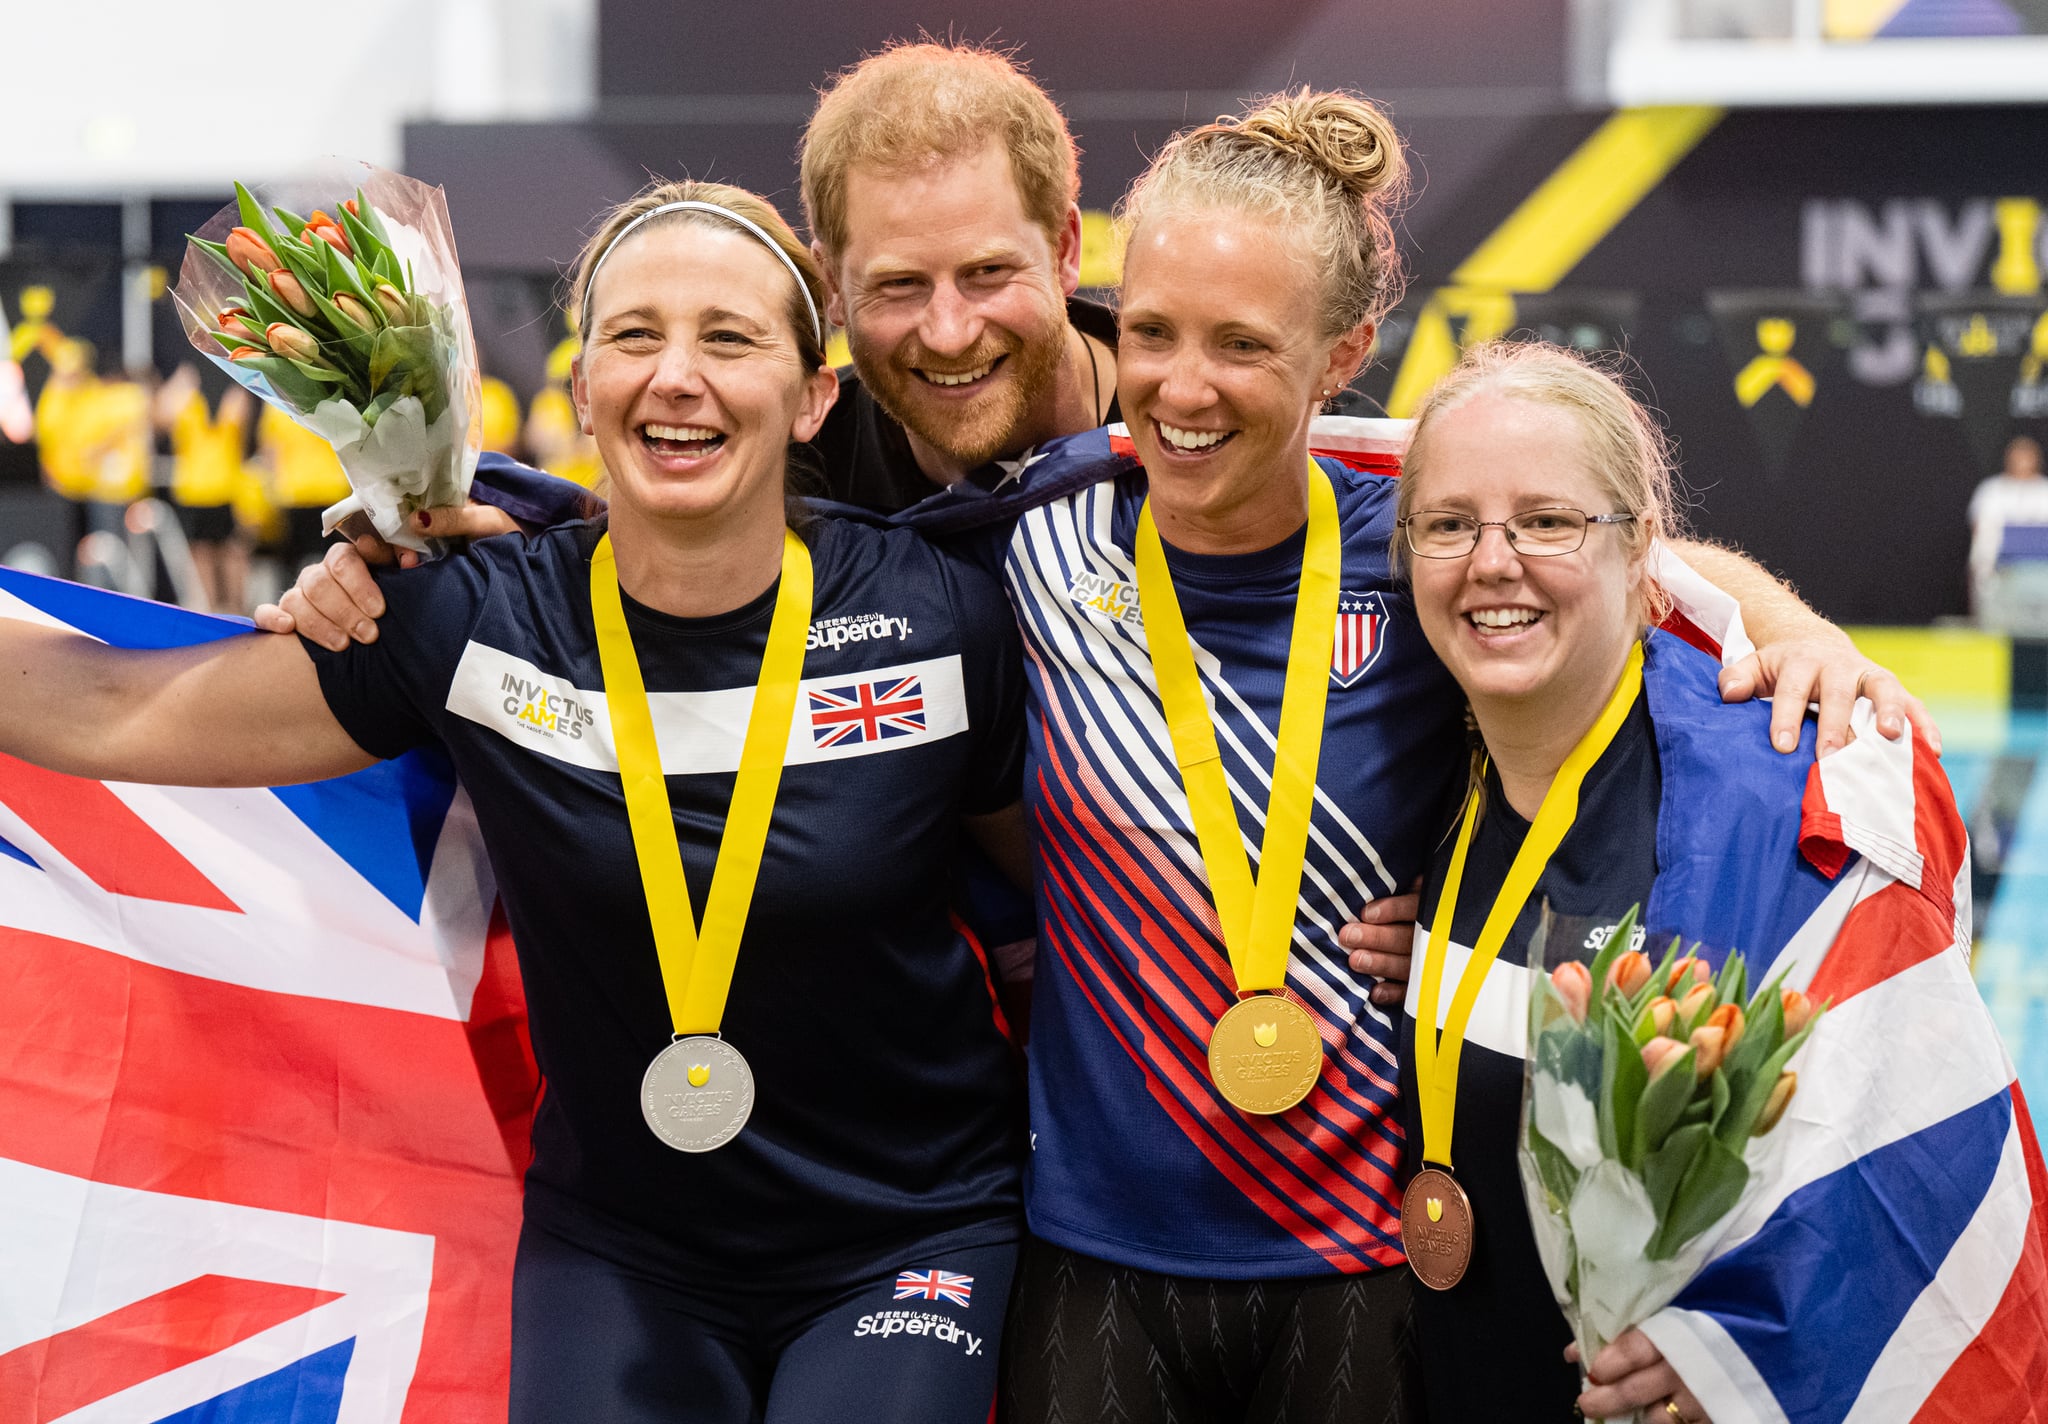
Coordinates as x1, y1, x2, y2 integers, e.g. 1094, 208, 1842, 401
1391, 340, 2045, 1423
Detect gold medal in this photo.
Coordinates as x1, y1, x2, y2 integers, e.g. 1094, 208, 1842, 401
1208, 994, 1324, 1115
1399, 1165, 1475, 1291
1136, 459, 1342, 1115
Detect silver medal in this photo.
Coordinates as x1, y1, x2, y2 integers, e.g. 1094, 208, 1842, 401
640, 1036, 755, 1152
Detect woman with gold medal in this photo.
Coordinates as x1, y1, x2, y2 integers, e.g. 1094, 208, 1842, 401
0, 180, 1033, 1422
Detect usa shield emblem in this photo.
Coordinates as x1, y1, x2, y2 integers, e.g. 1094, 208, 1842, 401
1331, 591, 1386, 687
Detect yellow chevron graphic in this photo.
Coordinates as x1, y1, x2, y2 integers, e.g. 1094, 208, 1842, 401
1387, 106, 1723, 417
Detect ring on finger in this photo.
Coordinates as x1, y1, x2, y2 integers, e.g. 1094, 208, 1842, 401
1664, 1401, 1686, 1423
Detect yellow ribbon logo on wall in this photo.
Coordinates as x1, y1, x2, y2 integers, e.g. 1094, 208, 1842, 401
1734, 318, 1815, 408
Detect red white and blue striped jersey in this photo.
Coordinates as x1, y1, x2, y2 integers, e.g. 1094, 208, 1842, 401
996, 433, 1467, 1277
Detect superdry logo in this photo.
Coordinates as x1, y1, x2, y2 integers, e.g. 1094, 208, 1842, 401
499, 674, 596, 741
807, 612, 912, 651
852, 1309, 983, 1356
1069, 571, 1141, 626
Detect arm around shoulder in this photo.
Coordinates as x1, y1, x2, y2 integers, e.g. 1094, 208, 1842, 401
1662, 536, 1935, 757
0, 622, 375, 787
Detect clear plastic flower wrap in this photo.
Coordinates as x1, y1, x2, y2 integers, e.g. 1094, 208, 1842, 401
170, 162, 481, 554
1520, 904, 1822, 1417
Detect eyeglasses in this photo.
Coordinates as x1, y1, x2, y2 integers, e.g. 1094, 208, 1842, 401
1399, 507, 1637, 559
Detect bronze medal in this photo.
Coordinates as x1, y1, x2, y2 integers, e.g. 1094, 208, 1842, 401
1401, 1165, 1475, 1290
1207, 994, 1324, 1115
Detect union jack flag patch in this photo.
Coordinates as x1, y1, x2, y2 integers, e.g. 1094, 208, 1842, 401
809, 675, 927, 748
1331, 591, 1386, 688
893, 1269, 973, 1308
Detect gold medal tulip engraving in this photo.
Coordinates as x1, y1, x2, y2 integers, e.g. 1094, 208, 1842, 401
1208, 995, 1323, 1115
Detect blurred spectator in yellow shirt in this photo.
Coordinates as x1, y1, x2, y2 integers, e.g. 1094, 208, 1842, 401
86, 368, 152, 508
258, 404, 352, 572
158, 364, 254, 613
480, 373, 523, 456
522, 337, 600, 489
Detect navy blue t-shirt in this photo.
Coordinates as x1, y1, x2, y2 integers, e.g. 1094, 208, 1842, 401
1399, 693, 1661, 1420
308, 515, 1027, 1278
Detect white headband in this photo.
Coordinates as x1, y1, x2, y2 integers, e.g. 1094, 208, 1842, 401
578, 199, 824, 349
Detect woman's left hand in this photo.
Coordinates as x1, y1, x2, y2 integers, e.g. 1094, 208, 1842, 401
1569, 1332, 1712, 1423
1338, 881, 1420, 1007
1717, 633, 1937, 759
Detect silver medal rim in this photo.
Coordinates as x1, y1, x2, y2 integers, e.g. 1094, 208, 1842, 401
640, 1036, 755, 1153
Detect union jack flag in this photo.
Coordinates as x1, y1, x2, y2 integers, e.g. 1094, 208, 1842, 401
809, 675, 927, 749
0, 569, 536, 1421
893, 1269, 973, 1308
1594, 610, 2048, 1421
1331, 590, 1385, 688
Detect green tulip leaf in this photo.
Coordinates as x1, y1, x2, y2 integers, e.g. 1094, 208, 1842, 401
1714, 949, 1748, 1010
335, 204, 388, 266
1642, 1120, 1710, 1226
1535, 1018, 1604, 1097
1635, 1048, 1699, 1163
234, 182, 284, 249
362, 389, 403, 428
1526, 1125, 1581, 1207
190, 237, 244, 283
1721, 968, 1791, 1119
368, 326, 437, 394
270, 206, 311, 238
355, 189, 394, 244
224, 352, 323, 410
1599, 1010, 1646, 1165
1648, 1134, 1749, 1260
320, 244, 376, 307
272, 240, 333, 305
238, 280, 298, 333
1709, 1062, 1732, 1129
1717, 1012, 1820, 1149
205, 330, 260, 356
288, 358, 348, 384
1631, 934, 1684, 1017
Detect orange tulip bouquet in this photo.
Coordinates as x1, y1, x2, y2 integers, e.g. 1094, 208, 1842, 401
1522, 906, 1823, 1385
170, 166, 480, 553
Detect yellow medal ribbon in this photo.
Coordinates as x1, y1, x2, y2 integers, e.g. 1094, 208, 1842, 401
1413, 640, 1644, 1170
591, 529, 813, 1036
1134, 457, 1340, 996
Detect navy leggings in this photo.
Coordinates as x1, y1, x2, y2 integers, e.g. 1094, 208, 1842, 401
510, 1216, 1016, 1423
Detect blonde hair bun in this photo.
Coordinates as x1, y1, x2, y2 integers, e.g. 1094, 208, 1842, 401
1117, 87, 1410, 341
1236, 89, 1407, 202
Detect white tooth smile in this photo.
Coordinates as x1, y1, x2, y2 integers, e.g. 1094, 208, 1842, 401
922, 362, 995, 387
643, 423, 721, 442
1468, 608, 1541, 629
1158, 421, 1230, 451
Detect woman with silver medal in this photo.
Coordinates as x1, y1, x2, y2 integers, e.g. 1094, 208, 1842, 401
0, 180, 1032, 1422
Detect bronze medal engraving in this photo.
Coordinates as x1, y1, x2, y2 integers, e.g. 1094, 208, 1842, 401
1207, 995, 1324, 1115
641, 1036, 755, 1152
1401, 1166, 1476, 1290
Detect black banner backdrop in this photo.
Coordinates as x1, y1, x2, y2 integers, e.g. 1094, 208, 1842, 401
1347, 105, 2048, 625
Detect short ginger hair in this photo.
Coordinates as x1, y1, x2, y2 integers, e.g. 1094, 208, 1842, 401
801, 40, 1080, 260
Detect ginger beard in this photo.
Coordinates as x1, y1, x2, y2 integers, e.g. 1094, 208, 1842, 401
845, 279, 1069, 470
